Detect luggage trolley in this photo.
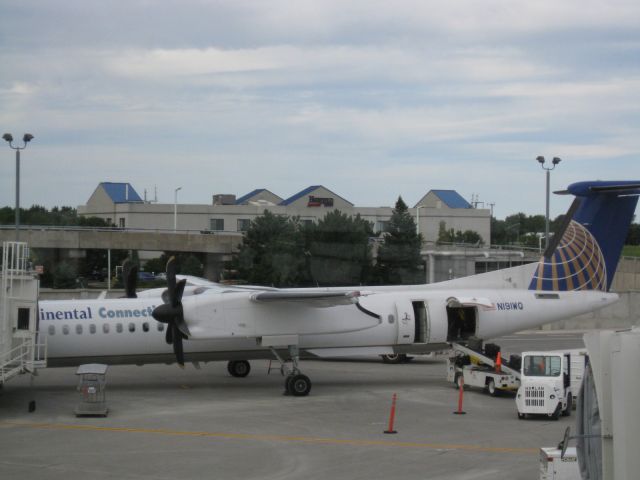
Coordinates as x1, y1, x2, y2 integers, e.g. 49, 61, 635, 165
74, 364, 109, 417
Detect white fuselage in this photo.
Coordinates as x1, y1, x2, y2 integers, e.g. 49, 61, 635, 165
38, 287, 617, 367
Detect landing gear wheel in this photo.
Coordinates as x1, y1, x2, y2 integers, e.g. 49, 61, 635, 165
562, 396, 572, 417
487, 379, 497, 396
227, 360, 251, 378
286, 374, 312, 397
381, 354, 407, 364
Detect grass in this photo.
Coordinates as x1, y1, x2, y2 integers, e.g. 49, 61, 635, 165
622, 245, 640, 257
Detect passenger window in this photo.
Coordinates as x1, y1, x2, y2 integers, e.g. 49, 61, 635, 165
142, 322, 149, 332
63, 325, 70, 335
116, 323, 123, 333
76, 324, 83, 335
90, 324, 96, 334
103, 323, 110, 334
157, 323, 165, 332
388, 314, 395, 324
128, 323, 135, 333
48, 325, 55, 335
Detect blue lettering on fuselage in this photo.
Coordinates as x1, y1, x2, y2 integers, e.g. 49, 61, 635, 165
496, 302, 524, 311
39, 306, 157, 321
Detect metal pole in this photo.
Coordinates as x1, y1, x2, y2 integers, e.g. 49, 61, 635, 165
174, 187, 182, 231
545, 169, 550, 249
107, 249, 111, 291
15, 148, 20, 240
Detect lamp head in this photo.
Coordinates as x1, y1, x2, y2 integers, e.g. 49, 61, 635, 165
2, 133, 13, 143
536, 155, 545, 165
552, 157, 561, 165
23, 133, 34, 143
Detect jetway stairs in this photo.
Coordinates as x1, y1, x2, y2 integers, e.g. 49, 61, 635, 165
0, 241, 46, 386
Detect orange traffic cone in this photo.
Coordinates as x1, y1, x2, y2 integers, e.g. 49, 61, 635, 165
495, 351, 502, 373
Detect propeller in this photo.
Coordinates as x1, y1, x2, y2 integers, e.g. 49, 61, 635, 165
152, 257, 190, 366
122, 259, 138, 299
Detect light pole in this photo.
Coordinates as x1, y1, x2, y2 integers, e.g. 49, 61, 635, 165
174, 186, 182, 231
536, 156, 561, 250
3, 133, 34, 240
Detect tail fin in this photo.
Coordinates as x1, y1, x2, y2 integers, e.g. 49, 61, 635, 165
529, 181, 640, 292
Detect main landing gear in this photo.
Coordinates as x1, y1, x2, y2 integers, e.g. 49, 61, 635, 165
270, 345, 312, 397
227, 360, 251, 378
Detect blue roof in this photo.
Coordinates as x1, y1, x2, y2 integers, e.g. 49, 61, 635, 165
280, 186, 321, 206
100, 182, 143, 203
279, 185, 353, 206
236, 188, 267, 205
431, 190, 471, 209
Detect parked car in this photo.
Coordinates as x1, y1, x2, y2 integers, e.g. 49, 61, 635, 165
138, 271, 156, 281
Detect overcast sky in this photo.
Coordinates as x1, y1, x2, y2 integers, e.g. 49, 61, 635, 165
1, 0, 638, 219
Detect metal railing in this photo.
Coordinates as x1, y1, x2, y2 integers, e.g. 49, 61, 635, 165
0, 337, 47, 384
0, 224, 244, 236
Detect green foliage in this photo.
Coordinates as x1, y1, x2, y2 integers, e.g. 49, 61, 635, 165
144, 252, 204, 277
52, 261, 77, 289
0, 205, 109, 227
437, 221, 483, 245
235, 211, 307, 287
622, 245, 640, 257
376, 197, 423, 284
626, 223, 640, 245
305, 210, 374, 286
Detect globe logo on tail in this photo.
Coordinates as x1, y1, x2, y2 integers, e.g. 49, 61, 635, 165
529, 220, 607, 291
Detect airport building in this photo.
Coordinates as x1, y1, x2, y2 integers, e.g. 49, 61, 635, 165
78, 182, 491, 246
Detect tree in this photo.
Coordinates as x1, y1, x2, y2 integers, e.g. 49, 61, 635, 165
376, 197, 423, 284
235, 211, 307, 287
305, 210, 374, 286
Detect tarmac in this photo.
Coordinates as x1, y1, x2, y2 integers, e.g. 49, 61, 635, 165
0, 332, 585, 480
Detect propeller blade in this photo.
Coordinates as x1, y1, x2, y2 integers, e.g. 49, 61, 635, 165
167, 256, 177, 304
165, 323, 173, 344
173, 328, 185, 366
121, 259, 138, 299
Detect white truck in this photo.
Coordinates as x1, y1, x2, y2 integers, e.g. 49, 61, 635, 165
447, 343, 521, 396
515, 349, 587, 420
539, 447, 580, 480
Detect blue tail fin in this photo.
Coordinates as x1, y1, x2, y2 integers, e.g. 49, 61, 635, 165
529, 181, 640, 292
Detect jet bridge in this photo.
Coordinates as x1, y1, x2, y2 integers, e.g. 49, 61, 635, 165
0, 242, 46, 386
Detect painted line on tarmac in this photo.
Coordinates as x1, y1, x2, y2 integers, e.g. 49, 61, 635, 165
1, 421, 537, 455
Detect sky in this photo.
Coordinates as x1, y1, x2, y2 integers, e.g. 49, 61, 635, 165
1, 0, 639, 220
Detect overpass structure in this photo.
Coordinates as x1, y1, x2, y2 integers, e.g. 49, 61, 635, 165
0, 226, 243, 280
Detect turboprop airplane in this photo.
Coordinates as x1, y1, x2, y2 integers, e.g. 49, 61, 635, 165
37, 180, 639, 396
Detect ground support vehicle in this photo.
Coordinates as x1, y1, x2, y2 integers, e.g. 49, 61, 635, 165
447, 343, 520, 396
515, 349, 587, 420
539, 447, 580, 480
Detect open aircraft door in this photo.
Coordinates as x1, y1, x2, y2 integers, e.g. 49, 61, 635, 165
394, 299, 415, 344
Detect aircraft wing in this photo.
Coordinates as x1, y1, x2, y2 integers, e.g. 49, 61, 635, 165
250, 290, 364, 308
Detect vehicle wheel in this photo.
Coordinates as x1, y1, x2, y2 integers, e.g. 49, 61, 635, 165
227, 360, 251, 378
287, 374, 312, 397
517, 412, 526, 420
562, 396, 572, 417
381, 354, 406, 364
487, 379, 497, 396
549, 405, 561, 421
